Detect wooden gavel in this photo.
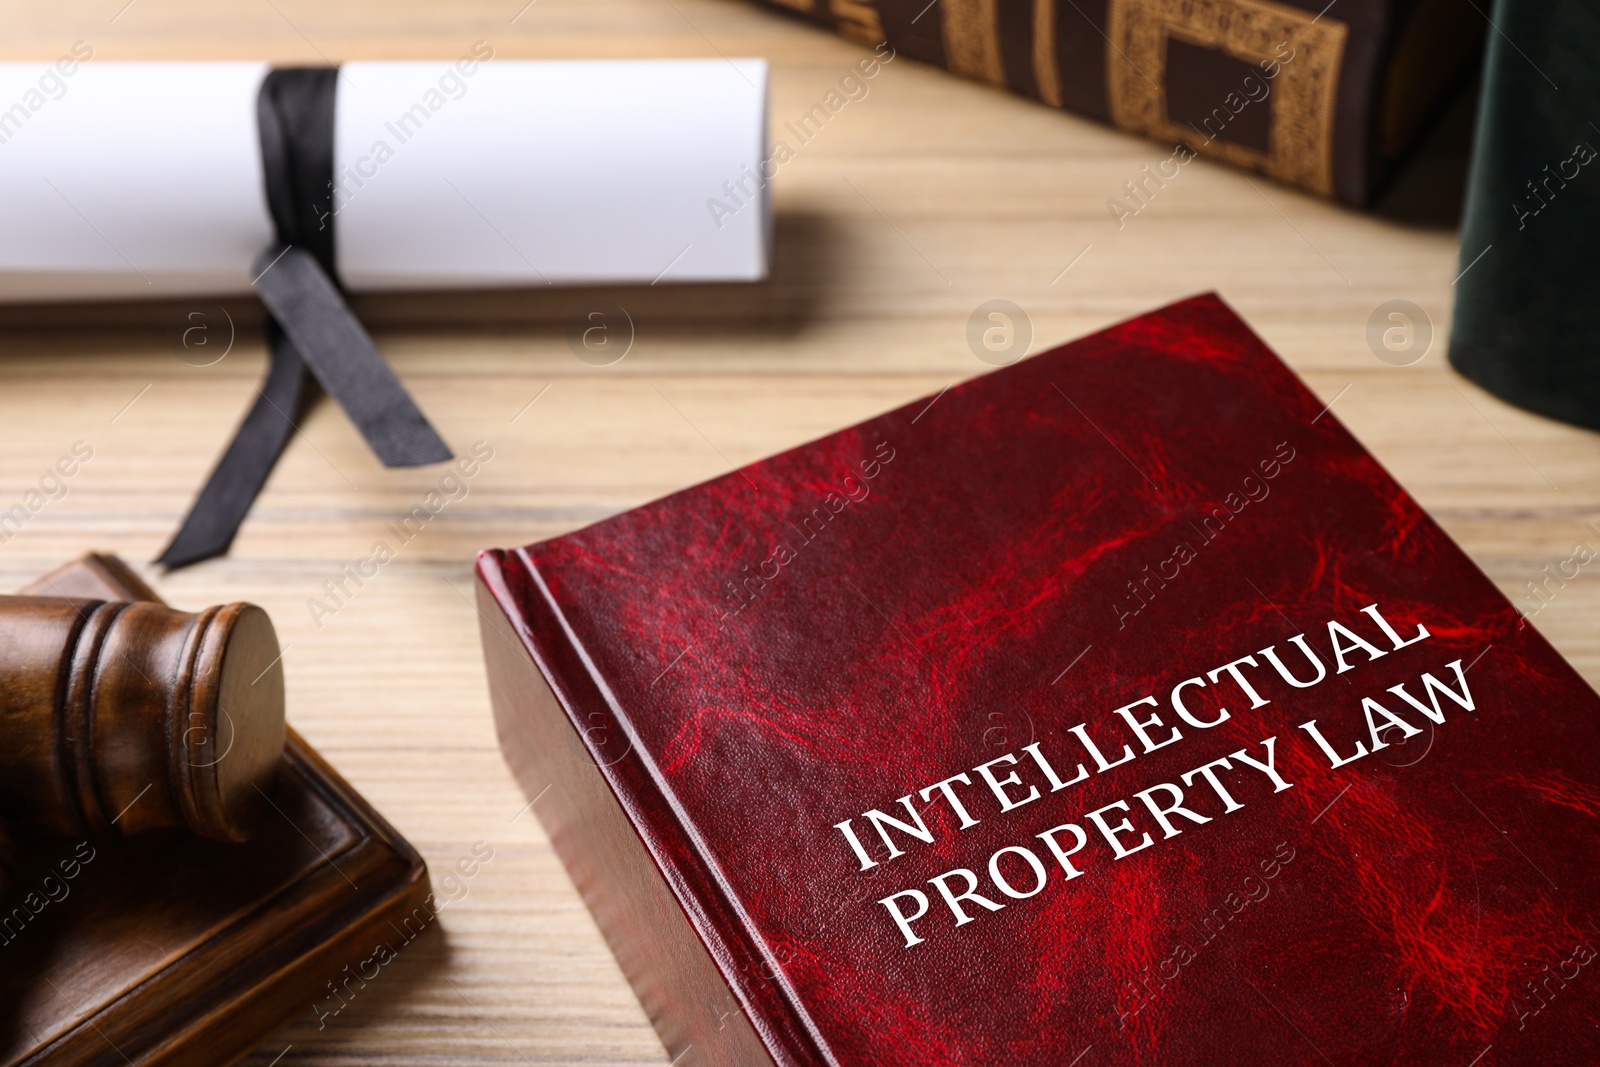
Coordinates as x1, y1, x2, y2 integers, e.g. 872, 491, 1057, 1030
0, 595, 286, 846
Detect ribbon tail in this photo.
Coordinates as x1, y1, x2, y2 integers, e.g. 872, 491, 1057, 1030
252, 243, 452, 468
156, 327, 311, 568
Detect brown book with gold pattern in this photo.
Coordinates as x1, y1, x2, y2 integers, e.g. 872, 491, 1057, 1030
751, 0, 1484, 206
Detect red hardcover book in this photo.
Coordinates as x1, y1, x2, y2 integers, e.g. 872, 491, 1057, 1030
477, 293, 1600, 1066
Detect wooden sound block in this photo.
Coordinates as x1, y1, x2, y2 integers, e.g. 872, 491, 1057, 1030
0, 554, 431, 1067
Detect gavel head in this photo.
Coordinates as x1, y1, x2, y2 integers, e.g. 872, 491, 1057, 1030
0, 597, 286, 844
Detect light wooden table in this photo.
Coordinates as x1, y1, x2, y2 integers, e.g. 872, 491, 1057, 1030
1, 2, 1585, 1064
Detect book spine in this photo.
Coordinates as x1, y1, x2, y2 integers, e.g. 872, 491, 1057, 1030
748, 0, 1402, 205
475, 549, 832, 1067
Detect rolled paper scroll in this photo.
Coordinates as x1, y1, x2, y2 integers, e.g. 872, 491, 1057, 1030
0, 54, 769, 565
0, 595, 287, 844
0, 55, 770, 298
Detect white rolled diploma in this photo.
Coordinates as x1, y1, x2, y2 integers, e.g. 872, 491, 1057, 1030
0, 56, 770, 301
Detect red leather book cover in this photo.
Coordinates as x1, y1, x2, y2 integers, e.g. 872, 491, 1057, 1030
477, 293, 1600, 1066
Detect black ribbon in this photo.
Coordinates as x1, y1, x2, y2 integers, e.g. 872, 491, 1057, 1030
158, 66, 452, 568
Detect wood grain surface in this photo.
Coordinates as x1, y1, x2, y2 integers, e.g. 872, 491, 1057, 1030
0, 2, 1574, 1063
